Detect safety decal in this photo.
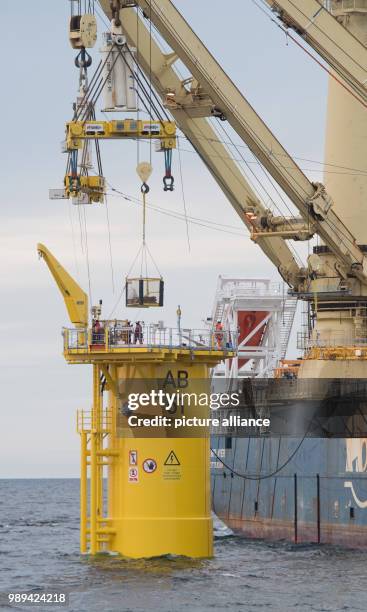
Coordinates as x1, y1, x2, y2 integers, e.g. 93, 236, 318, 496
129, 450, 138, 466
143, 458, 157, 473
128, 467, 138, 482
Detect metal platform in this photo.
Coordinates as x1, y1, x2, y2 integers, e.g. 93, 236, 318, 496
63, 321, 236, 364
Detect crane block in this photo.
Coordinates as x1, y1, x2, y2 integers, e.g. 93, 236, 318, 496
64, 175, 105, 204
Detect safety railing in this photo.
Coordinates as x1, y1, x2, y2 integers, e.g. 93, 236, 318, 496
218, 281, 283, 301
77, 408, 113, 434
64, 322, 238, 353
298, 332, 367, 350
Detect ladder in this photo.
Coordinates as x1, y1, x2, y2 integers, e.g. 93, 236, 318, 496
77, 376, 117, 555
280, 298, 297, 359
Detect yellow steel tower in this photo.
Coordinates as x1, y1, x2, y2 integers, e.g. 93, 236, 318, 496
38, 244, 232, 558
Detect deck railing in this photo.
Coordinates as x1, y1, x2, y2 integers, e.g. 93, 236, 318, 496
63, 322, 238, 353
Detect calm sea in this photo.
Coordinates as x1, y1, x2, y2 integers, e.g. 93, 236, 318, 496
0, 479, 366, 611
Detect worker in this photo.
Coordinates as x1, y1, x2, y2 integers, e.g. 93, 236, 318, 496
92, 318, 101, 344
126, 320, 131, 344
215, 320, 223, 349
134, 321, 143, 344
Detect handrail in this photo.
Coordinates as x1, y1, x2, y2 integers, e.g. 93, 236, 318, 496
64, 323, 238, 353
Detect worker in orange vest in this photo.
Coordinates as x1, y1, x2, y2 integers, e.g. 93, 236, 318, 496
215, 320, 224, 349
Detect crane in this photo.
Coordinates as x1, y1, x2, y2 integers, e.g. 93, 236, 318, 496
37, 243, 88, 327
37, 0, 367, 559
98, 0, 367, 298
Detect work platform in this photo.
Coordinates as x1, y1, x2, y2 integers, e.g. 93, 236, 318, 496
63, 321, 236, 364
71, 321, 235, 557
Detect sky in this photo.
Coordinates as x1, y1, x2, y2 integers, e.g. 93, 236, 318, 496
0, 0, 328, 477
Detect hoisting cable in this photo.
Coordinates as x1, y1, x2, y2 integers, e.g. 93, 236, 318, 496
210, 414, 313, 481
177, 135, 191, 251
104, 193, 116, 293
82, 205, 93, 305
250, 0, 367, 110
114, 42, 174, 189
106, 185, 247, 236
107, 244, 144, 320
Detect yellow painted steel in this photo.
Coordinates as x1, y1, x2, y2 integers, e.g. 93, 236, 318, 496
108, 358, 214, 558
61, 307, 231, 558
37, 244, 88, 327
66, 119, 176, 151
64, 174, 105, 203
75, 348, 227, 558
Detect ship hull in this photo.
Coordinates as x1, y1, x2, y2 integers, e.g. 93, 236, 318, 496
211, 436, 367, 547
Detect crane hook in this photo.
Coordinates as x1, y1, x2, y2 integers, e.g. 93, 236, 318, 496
75, 47, 92, 69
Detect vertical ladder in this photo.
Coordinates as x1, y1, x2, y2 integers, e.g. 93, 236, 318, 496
280, 298, 297, 358
77, 364, 116, 554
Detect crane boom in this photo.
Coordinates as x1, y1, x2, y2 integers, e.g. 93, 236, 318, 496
264, 0, 367, 104
100, 0, 367, 287
37, 243, 88, 327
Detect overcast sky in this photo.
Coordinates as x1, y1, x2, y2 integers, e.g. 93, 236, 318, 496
0, 0, 328, 477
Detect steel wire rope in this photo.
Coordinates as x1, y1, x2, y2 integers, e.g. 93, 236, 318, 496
67, 200, 81, 281
210, 419, 312, 481
213, 98, 362, 265
129, 10, 367, 174
107, 246, 143, 320
177, 135, 191, 251
184, 110, 305, 268
77, 203, 85, 254
214, 118, 307, 257
104, 194, 116, 293
127, 135, 367, 176
280, 0, 367, 78
106, 187, 249, 236
136, 5, 314, 218
136, 7, 140, 168
145, 0, 315, 204
149, 1, 153, 166
116, 3, 367, 265
98, 4, 359, 272
253, 0, 367, 107
82, 205, 93, 305
175, 134, 367, 175
100, 2, 367, 174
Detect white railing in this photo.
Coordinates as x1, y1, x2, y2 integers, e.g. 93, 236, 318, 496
63, 322, 238, 353
297, 331, 367, 350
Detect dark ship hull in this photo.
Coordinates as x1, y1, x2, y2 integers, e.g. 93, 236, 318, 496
211, 378, 367, 547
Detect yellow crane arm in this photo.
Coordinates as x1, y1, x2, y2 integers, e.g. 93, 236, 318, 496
37, 243, 88, 327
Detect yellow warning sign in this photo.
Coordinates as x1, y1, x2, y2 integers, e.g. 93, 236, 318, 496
164, 450, 180, 466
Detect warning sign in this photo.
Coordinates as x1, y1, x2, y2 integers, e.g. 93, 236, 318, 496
128, 467, 138, 482
129, 450, 138, 466
164, 450, 180, 466
143, 458, 157, 473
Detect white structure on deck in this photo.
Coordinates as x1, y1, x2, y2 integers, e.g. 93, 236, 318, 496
211, 276, 297, 379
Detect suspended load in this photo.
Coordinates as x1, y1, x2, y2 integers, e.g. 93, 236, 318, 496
126, 277, 164, 308
125, 162, 165, 308
101, 23, 138, 112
